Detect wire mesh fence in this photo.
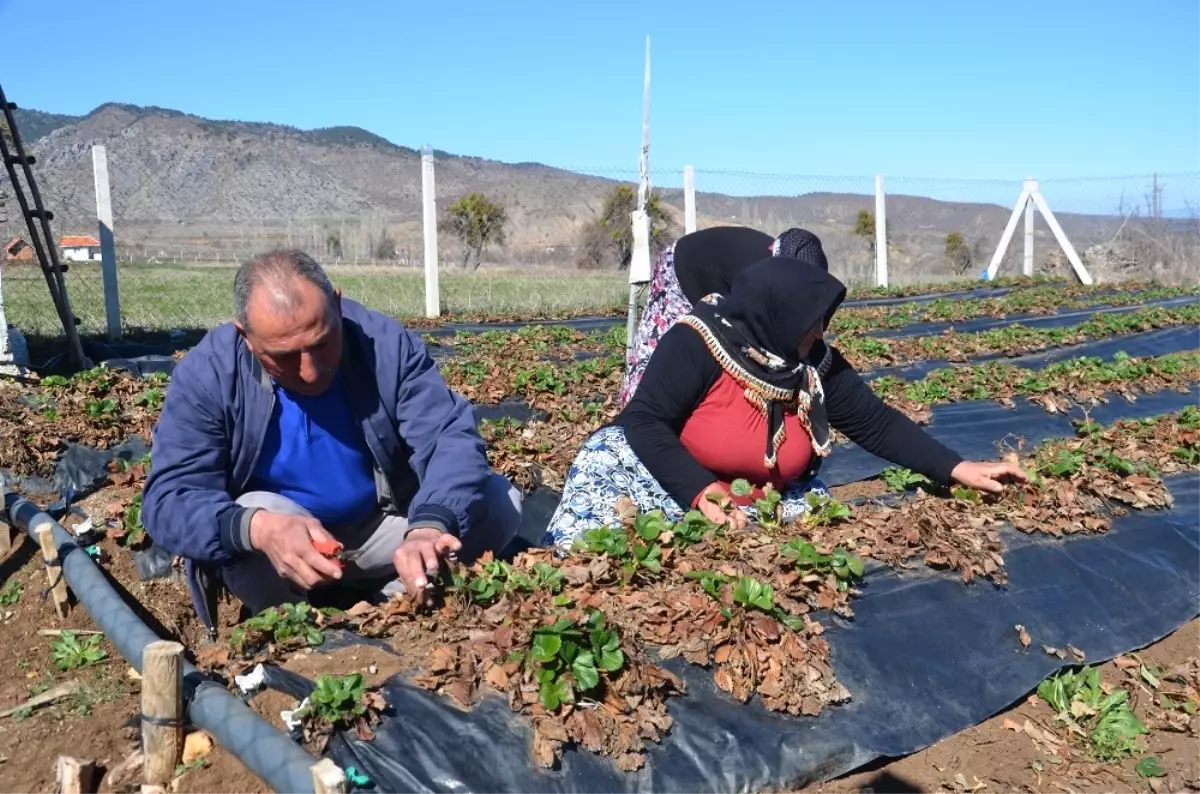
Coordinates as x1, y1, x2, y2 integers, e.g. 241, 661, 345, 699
3, 156, 1196, 347
1037, 173, 1200, 284
686, 172, 880, 286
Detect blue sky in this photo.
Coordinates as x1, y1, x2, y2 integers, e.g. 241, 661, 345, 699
1, 0, 1197, 208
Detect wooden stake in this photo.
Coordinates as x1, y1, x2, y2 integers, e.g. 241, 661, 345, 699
35, 525, 69, 618
55, 755, 96, 794
0, 680, 81, 718
141, 641, 184, 790
310, 759, 347, 794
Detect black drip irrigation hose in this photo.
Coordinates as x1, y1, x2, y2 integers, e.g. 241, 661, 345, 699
3, 494, 320, 794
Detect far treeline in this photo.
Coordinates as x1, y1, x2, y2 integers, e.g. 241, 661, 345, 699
435, 185, 675, 271
426, 188, 985, 274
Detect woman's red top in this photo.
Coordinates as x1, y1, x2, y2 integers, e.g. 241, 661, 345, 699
678, 371, 813, 505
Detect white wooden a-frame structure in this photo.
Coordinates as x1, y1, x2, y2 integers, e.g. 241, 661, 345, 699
985, 178, 1093, 285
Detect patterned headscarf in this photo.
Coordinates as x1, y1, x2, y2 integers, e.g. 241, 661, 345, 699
679, 257, 847, 468
771, 228, 830, 271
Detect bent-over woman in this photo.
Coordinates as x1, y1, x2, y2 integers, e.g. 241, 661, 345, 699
546, 255, 1026, 545
618, 226, 827, 406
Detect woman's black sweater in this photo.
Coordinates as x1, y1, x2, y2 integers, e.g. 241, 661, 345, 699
614, 326, 964, 508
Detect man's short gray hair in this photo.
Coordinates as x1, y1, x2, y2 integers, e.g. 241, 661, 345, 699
233, 249, 337, 328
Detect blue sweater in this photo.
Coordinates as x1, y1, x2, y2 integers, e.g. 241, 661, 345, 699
250, 370, 378, 527
142, 299, 492, 566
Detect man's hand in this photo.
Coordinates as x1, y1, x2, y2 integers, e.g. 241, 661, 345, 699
249, 511, 343, 589
696, 483, 749, 530
950, 460, 1029, 494
393, 527, 462, 596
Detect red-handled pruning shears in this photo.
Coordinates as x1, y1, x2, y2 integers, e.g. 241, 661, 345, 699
312, 537, 364, 570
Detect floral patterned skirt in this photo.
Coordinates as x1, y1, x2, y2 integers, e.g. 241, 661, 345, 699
542, 425, 828, 548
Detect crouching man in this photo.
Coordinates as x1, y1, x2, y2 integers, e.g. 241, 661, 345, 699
142, 250, 521, 625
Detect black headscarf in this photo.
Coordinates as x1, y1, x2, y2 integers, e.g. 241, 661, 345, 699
672, 226, 776, 304
679, 257, 847, 468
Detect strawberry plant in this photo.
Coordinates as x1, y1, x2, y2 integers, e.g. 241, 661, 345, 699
134, 387, 165, 411
673, 510, 719, 545
574, 518, 664, 581
951, 485, 982, 503
297, 673, 368, 724
729, 479, 785, 528
779, 539, 865, 590
294, 672, 387, 748
1038, 448, 1085, 478
882, 466, 931, 492
463, 559, 564, 605
86, 398, 118, 418
687, 572, 806, 631
802, 492, 852, 526
119, 492, 146, 547
527, 611, 625, 711
231, 602, 325, 653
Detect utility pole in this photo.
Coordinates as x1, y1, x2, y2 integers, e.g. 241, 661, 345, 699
1152, 173, 1160, 219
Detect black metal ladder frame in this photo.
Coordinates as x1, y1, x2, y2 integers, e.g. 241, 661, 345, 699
0, 82, 88, 369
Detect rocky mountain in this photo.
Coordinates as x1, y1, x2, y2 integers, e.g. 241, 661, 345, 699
6, 103, 1190, 282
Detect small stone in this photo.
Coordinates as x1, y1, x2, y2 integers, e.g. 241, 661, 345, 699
182, 731, 213, 765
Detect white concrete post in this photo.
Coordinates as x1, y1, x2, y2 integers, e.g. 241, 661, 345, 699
1023, 176, 1035, 277
420, 146, 440, 318
92, 145, 121, 340
683, 166, 696, 234
874, 174, 888, 287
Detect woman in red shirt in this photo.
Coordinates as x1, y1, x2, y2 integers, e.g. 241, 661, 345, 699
544, 253, 1026, 546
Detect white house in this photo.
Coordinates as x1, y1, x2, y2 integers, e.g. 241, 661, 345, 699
60, 235, 101, 262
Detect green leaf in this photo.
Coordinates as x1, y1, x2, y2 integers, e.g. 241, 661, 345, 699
1136, 756, 1167, 778
774, 610, 805, 632
539, 679, 563, 711
633, 511, 668, 541
539, 677, 573, 712
572, 652, 600, 691
1139, 664, 1161, 689
530, 633, 562, 663
597, 647, 625, 672
847, 554, 865, 578
730, 479, 753, 497
732, 577, 775, 612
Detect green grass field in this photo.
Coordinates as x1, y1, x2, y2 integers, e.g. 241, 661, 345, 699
3, 263, 630, 336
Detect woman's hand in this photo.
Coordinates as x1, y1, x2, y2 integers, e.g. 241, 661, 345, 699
696, 483, 749, 530
950, 460, 1029, 494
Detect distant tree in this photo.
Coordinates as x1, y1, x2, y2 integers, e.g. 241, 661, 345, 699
575, 221, 611, 270
373, 231, 396, 261
577, 185, 673, 270
439, 192, 509, 270
326, 231, 343, 259
944, 232, 972, 274
854, 209, 877, 255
